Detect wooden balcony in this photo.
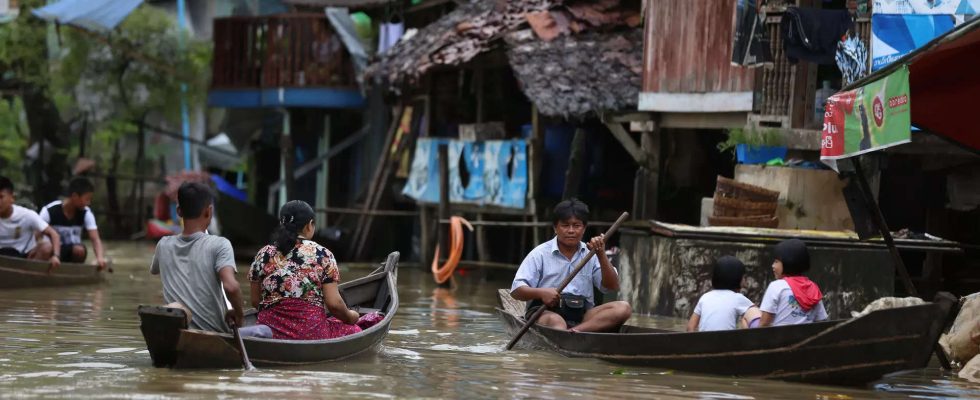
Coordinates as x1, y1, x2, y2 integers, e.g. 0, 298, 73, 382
752, 11, 871, 131
211, 14, 356, 90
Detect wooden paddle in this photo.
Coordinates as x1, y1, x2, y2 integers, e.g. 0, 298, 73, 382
505, 211, 630, 351
230, 321, 256, 371
221, 289, 255, 371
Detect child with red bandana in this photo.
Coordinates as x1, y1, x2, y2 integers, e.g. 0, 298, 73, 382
759, 239, 828, 327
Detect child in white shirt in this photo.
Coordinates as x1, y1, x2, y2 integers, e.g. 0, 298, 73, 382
687, 256, 761, 332
759, 239, 828, 327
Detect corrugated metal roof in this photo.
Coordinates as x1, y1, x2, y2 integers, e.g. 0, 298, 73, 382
32, 0, 143, 31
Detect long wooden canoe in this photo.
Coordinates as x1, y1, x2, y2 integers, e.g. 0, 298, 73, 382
497, 289, 957, 386
138, 251, 400, 368
0, 254, 106, 289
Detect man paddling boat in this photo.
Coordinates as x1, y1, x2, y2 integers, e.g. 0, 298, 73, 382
150, 182, 244, 333
509, 199, 631, 332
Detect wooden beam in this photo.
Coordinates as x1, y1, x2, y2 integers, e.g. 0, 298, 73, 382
605, 112, 655, 123
606, 122, 645, 165
638, 92, 754, 113
530, 105, 543, 245
636, 128, 661, 220
562, 128, 587, 199
659, 112, 749, 129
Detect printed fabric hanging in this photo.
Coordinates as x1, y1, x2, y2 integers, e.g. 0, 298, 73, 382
731, 0, 774, 67
836, 34, 868, 86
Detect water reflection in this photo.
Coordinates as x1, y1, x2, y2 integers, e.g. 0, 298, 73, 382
0, 241, 977, 398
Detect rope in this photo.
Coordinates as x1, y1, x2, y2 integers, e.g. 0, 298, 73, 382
431, 216, 473, 284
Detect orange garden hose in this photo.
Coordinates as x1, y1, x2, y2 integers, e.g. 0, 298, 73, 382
431, 216, 473, 284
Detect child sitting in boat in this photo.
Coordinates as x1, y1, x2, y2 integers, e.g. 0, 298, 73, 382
687, 256, 762, 332
249, 200, 383, 340
759, 239, 828, 327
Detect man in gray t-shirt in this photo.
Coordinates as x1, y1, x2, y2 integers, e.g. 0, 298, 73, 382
151, 232, 237, 332
150, 182, 244, 333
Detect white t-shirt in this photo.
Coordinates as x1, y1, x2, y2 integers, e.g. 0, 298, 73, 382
693, 289, 755, 331
760, 279, 829, 326
0, 205, 49, 254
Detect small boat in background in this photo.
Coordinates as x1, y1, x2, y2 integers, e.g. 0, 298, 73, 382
497, 289, 957, 386
138, 252, 400, 368
0, 255, 107, 289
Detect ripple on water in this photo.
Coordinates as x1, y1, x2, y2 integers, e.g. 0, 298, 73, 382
428, 343, 501, 354
183, 382, 311, 394
54, 362, 127, 369
95, 347, 138, 354
383, 347, 422, 360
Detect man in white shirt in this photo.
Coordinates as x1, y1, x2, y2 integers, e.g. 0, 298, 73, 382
0, 176, 62, 269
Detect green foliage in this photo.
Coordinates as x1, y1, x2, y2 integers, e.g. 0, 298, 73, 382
0, 0, 52, 87
0, 98, 29, 178
717, 127, 784, 155
56, 5, 213, 123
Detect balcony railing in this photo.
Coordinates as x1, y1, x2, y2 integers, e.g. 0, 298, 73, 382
211, 14, 355, 89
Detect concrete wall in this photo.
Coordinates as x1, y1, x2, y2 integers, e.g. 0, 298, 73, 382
618, 230, 895, 320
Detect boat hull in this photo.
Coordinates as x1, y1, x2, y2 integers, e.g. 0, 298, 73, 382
0, 255, 106, 289
498, 290, 955, 386
139, 252, 400, 368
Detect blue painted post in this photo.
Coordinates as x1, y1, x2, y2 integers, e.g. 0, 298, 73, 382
178, 0, 192, 171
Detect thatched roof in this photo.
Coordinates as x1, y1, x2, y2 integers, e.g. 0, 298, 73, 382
364, 0, 642, 117
281, 0, 390, 9
363, 0, 555, 89
506, 28, 642, 118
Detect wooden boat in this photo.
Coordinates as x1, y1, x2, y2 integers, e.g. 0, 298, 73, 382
497, 289, 957, 386
138, 252, 400, 368
0, 254, 106, 289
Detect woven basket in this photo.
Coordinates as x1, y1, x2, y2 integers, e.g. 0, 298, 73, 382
715, 176, 780, 202
712, 195, 778, 218
708, 215, 779, 229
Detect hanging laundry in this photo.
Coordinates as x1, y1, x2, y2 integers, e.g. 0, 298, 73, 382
836, 34, 868, 85
378, 22, 405, 54
781, 7, 853, 65
732, 0, 774, 67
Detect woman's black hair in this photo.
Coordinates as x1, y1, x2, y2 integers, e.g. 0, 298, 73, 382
552, 198, 590, 226
712, 256, 745, 291
271, 200, 316, 255
774, 239, 810, 276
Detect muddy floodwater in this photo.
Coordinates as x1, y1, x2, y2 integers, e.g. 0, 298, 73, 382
0, 241, 978, 399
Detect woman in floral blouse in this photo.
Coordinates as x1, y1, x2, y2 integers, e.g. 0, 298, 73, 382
249, 200, 381, 340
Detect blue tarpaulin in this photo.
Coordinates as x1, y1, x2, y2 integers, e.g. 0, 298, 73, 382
33, 0, 143, 31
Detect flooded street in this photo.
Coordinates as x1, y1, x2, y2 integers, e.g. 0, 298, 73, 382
0, 241, 977, 399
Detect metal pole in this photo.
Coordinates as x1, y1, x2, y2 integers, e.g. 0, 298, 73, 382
177, 0, 192, 171
279, 110, 291, 209
316, 115, 331, 227
851, 157, 917, 296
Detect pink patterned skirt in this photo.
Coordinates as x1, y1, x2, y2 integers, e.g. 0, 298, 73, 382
257, 298, 384, 340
